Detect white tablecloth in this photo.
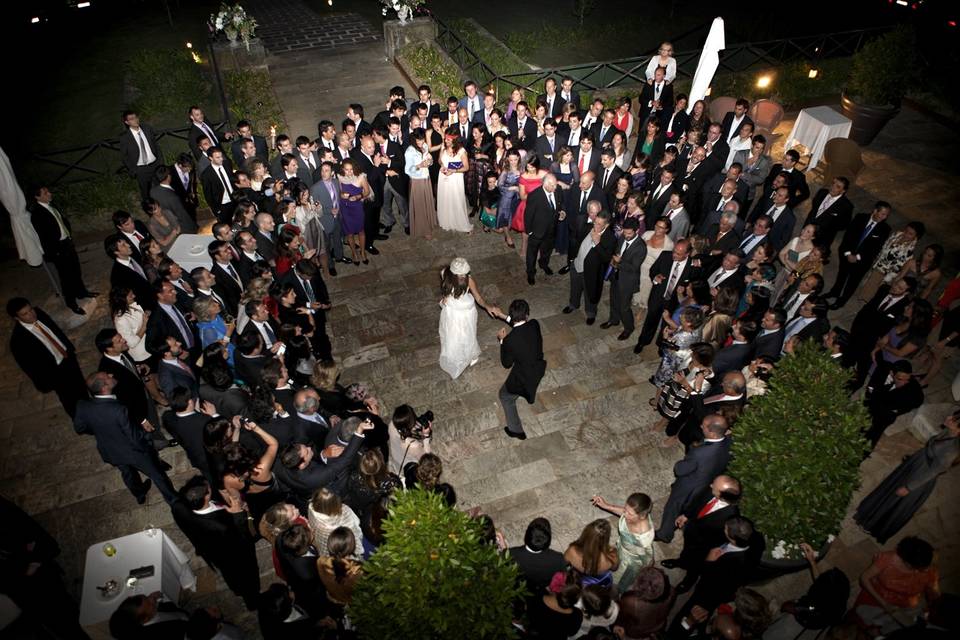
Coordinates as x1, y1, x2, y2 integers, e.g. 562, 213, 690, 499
785, 106, 852, 170
167, 233, 215, 272
80, 530, 195, 639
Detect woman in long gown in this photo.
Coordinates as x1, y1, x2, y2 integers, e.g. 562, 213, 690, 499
496, 149, 522, 248
633, 217, 674, 309
436, 134, 473, 233
591, 493, 656, 593
513, 155, 547, 259
337, 159, 371, 265
438, 258, 497, 379
855, 410, 960, 544
404, 129, 437, 240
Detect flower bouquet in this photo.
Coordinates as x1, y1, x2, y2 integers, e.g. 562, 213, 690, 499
380, 0, 426, 25
209, 3, 258, 50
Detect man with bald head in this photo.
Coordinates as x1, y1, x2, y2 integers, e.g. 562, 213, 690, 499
662, 474, 742, 593
293, 387, 332, 447
523, 173, 565, 284
656, 414, 732, 542
670, 370, 747, 450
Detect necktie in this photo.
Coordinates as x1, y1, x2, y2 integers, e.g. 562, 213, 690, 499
47, 205, 70, 239
137, 131, 150, 164
603, 169, 610, 188
578, 154, 585, 173
879, 296, 892, 312
209, 290, 225, 308
600, 126, 608, 140
857, 222, 875, 248
226, 263, 241, 285
655, 84, 661, 100
202, 122, 218, 145
177, 278, 193, 294
133, 230, 144, 242
121, 353, 138, 375
170, 307, 194, 347
461, 125, 467, 139
218, 167, 232, 193
786, 292, 799, 314
653, 184, 664, 201
262, 322, 277, 346
665, 262, 681, 298
176, 359, 195, 379
579, 192, 586, 211
547, 192, 555, 209
305, 156, 315, 171
740, 234, 756, 250
698, 497, 719, 518
717, 199, 725, 212
621, 239, 632, 256
128, 259, 146, 279
35, 323, 67, 358
302, 277, 316, 303
181, 170, 189, 189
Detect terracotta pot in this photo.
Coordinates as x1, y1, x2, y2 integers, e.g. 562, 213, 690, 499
840, 91, 900, 146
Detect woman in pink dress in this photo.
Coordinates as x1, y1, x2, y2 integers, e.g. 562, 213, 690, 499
511, 155, 548, 259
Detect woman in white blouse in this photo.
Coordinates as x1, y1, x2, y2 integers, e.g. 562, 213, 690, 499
645, 41, 677, 83
111, 287, 166, 404
387, 404, 433, 478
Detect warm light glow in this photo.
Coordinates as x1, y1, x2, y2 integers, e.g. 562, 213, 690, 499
327, 0, 333, 5
756, 75, 772, 89
186, 41, 193, 49
808, 68, 819, 79
31, 16, 40, 23
704, 86, 712, 97
77, 1, 91, 7
191, 52, 202, 64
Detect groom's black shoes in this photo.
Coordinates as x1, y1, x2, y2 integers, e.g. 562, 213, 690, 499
562, 306, 575, 314
503, 427, 527, 441
558, 263, 571, 275
527, 275, 535, 285
542, 266, 554, 276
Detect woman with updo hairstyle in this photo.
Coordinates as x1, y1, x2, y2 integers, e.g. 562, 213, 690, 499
590, 492, 656, 591
259, 502, 307, 580
413, 453, 457, 506
316, 526, 363, 606
564, 519, 620, 587
343, 449, 399, 532
526, 579, 584, 638
307, 487, 363, 559
438, 256, 498, 379
614, 566, 675, 639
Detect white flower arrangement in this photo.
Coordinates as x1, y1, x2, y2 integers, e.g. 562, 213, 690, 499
209, 3, 258, 50
380, 0, 425, 25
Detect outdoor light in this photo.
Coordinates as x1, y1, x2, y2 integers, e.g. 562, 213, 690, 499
77, 1, 91, 8
756, 75, 772, 89
31, 16, 40, 23
328, 0, 333, 5
191, 52, 202, 64
808, 68, 819, 79
186, 42, 193, 49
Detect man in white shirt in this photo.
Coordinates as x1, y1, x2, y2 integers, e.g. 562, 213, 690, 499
707, 251, 742, 295
663, 192, 690, 242
778, 274, 824, 321
459, 80, 483, 123
119, 110, 162, 199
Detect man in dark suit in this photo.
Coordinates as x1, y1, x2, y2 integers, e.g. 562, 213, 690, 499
200, 147, 237, 224
147, 281, 200, 364
559, 170, 603, 273
507, 517, 566, 601
661, 475, 742, 592
112, 209, 152, 265
155, 337, 200, 400
712, 320, 759, 376
754, 308, 786, 361
119, 110, 163, 199
208, 240, 244, 316
635, 239, 694, 353
805, 177, 854, 256
508, 101, 538, 151
703, 163, 751, 208
350, 136, 387, 255
187, 106, 229, 160
162, 389, 215, 483
645, 168, 677, 230
603, 218, 646, 340
284, 260, 333, 360
106, 234, 155, 310
274, 419, 372, 502
74, 372, 177, 503
572, 135, 602, 178
172, 476, 261, 610
563, 210, 616, 325
701, 124, 730, 173
699, 180, 741, 235
150, 165, 197, 233
95, 329, 167, 443
372, 126, 409, 233
655, 414, 732, 542
537, 77, 567, 121
705, 210, 743, 258
678, 147, 712, 223
524, 175, 564, 284
824, 203, 892, 309
534, 119, 562, 165
704, 251, 745, 297
782, 297, 831, 352
753, 186, 795, 252
590, 109, 621, 149
229, 119, 269, 165
234, 332, 272, 388
720, 98, 754, 142
766, 149, 810, 207
673, 372, 747, 449
864, 360, 924, 450
234, 230, 266, 286
597, 149, 625, 202
169, 154, 199, 225
499, 299, 547, 440
559, 76, 581, 113
7, 298, 88, 418
27, 186, 95, 314
275, 525, 330, 618
253, 213, 278, 265
638, 66, 674, 127
346, 103, 372, 138
847, 278, 913, 390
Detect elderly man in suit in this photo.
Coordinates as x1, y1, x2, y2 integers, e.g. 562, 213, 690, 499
524, 174, 565, 285
562, 209, 616, 325
603, 218, 646, 340
655, 414, 732, 542
705, 209, 743, 259
119, 110, 163, 199
635, 238, 695, 353
825, 202, 892, 309
74, 372, 177, 503
150, 165, 197, 233
28, 186, 96, 314
499, 299, 547, 440
559, 171, 603, 274
805, 176, 854, 256
7, 297, 88, 417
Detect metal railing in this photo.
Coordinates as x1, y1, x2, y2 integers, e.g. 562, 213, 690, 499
433, 15, 891, 95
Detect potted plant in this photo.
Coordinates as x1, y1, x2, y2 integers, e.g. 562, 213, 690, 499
350, 489, 525, 639
841, 26, 917, 145
727, 342, 869, 574
209, 3, 259, 50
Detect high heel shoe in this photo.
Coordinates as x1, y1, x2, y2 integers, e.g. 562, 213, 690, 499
352, 259, 360, 266
362, 258, 369, 265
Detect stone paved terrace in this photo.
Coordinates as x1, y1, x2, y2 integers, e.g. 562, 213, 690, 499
1, 99, 959, 636
246, 0, 380, 53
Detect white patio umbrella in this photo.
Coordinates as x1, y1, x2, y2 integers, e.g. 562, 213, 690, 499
0, 145, 43, 266
687, 17, 726, 113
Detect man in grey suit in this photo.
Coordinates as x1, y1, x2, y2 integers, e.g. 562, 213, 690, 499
732, 135, 771, 205
309, 162, 348, 264
602, 217, 646, 340
655, 414, 732, 542
150, 165, 198, 233
662, 192, 691, 242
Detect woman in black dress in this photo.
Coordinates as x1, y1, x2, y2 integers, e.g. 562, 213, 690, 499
466, 123, 493, 210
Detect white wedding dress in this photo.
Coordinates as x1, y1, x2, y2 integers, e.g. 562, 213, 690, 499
438, 292, 482, 379
436, 151, 473, 232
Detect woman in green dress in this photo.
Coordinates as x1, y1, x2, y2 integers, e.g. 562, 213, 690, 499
591, 492, 656, 592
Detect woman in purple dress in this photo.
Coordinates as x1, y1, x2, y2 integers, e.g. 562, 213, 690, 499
337, 159, 371, 265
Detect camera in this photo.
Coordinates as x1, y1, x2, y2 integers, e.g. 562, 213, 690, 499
410, 410, 434, 440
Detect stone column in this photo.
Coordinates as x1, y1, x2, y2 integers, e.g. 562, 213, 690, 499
383, 16, 437, 61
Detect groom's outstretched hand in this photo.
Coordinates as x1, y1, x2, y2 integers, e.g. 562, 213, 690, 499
497, 327, 509, 342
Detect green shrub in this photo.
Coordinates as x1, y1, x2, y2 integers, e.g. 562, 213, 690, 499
58, 174, 139, 225
350, 489, 525, 640
398, 43, 463, 103
848, 26, 917, 106
224, 69, 288, 134
728, 341, 869, 559
126, 49, 211, 124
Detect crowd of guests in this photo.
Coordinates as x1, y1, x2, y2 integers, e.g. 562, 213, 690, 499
8, 42, 957, 639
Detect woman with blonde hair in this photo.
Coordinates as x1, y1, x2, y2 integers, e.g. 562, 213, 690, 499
564, 519, 620, 587
236, 276, 272, 334
307, 487, 364, 559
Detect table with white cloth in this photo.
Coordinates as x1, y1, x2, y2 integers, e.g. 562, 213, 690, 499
79, 529, 195, 639
784, 105, 852, 170
167, 233, 215, 272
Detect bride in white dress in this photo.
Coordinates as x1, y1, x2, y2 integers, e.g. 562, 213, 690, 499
436, 135, 474, 232
439, 258, 497, 379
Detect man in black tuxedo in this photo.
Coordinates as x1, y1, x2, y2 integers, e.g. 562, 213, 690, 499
372, 126, 409, 233
655, 414, 732, 542
169, 153, 199, 225
162, 389, 216, 483
591, 108, 621, 149
150, 165, 197, 233
703, 163, 750, 210
106, 233, 155, 310
119, 110, 163, 199
275, 525, 330, 618
229, 119, 269, 165
534, 119, 561, 165
572, 134, 601, 178
754, 308, 786, 361
154, 336, 200, 400
765, 149, 810, 207
284, 260, 333, 360
705, 250, 745, 297
720, 98, 754, 143
678, 147, 712, 224
74, 372, 177, 504
499, 299, 547, 441
638, 66, 673, 127
705, 210, 743, 259
645, 168, 677, 230
538, 77, 567, 121
635, 239, 694, 353
661, 475, 742, 592
7, 298, 88, 418
346, 103, 372, 138
147, 280, 200, 361
208, 240, 244, 316
234, 332, 272, 388
701, 124, 730, 173
111, 209, 152, 265
805, 176, 853, 256
847, 278, 913, 390
603, 218, 647, 340
559, 76, 581, 113
235, 230, 267, 286
782, 297, 831, 352
508, 101, 538, 151
350, 136, 387, 255
563, 210, 616, 325
712, 320, 759, 376
187, 105, 229, 160
95, 329, 166, 443
824, 202, 892, 309
254, 213, 278, 265
559, 171, 603, 273
172, 476, 261, 610
699, 180, 741, 235
27, 186, 95, 314
524, 175, 564, 284
274, 418, 373, 502
597, 148, 625, 203
864, 360, 924, 450
753, 186, 795, 252
507, 517, 566, 601
200, 147, 237, 224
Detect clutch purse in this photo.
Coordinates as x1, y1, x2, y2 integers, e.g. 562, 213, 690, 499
447, 161, 463, 170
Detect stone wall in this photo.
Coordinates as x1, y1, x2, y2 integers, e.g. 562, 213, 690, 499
383, 16, 436, 61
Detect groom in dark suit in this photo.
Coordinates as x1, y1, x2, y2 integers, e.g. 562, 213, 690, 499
603, 217, 646, 340
524, 174, 565, 284
498, 300, 547, 441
